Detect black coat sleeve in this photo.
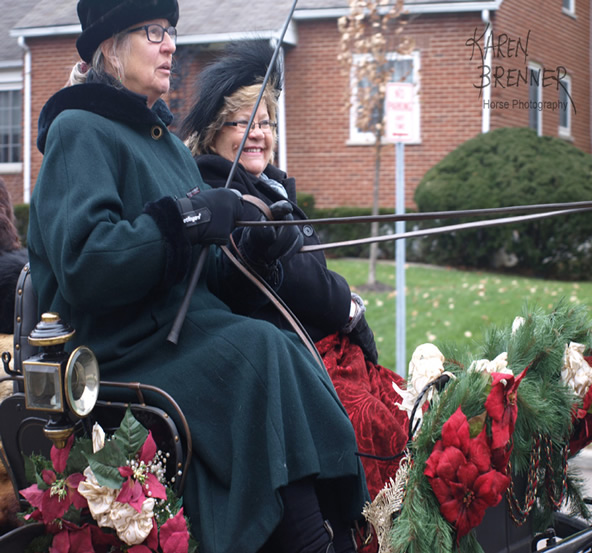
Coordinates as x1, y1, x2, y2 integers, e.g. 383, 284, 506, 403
196, 155, 352, 341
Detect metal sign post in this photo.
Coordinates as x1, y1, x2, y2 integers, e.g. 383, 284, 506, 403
386, 82, 417, 378
395, 141, 406, 378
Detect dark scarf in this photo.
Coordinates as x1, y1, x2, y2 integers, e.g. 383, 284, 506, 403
37, 70, 173, 154
195, 155, 297, 203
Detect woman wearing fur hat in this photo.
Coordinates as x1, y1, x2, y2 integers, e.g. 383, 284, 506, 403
180, 41, 411, 549
27, 2, 369, 553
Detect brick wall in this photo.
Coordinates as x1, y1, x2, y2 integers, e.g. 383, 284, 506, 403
14, 0, 592, 209
283, 12, 486, 209
28, 35, 80, 195
1, 173, 21, 207
488, 0, 590, 151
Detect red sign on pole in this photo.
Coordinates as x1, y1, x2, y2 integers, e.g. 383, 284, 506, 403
385, 82, 418, 143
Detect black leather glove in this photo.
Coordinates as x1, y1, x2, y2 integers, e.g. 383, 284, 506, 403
176, 188, 243, 246
238, 200, 304, 269
348, 315, 379, 365
342, 292, 378, 364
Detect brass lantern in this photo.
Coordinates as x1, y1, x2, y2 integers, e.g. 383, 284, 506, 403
22, 312, 99, 447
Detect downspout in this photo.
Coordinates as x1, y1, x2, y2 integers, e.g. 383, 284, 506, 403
278, 75, 288, 172
481, 9, 491, 134
268, 38, 288, 172
17, 36, 31, 204
277, 43, 288, 173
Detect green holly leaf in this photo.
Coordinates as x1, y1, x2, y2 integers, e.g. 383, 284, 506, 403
67, 437, 93, 473
26, 533, 52, 553
23, 455, 38, 485
113, 407, 149, 458
23, 453, 50, 489
85, 440, 126, 489
468, 411, 487, 438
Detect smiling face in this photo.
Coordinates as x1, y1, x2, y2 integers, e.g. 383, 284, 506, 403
213, 102, 275, 178
101, 18, 176, 107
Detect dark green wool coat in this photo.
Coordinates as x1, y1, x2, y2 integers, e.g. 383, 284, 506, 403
28, 81, 368, 553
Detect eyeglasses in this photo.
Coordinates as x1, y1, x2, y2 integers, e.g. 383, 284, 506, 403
127, 23, 177, 44
223, 120, 278, 133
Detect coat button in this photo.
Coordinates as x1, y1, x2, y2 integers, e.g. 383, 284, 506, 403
151, 126, 163, 140
303, 225, 314, 237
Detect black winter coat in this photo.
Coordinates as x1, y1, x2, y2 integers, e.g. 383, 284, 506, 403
29, 81, 368, 553
0, 248, 28, 333
195, 155, 351, 342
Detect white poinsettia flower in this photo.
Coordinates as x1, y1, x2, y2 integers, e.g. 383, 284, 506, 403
111, 497, 156, 545
77, 466, 117, 528
92, 422, 105, 453
561, 341, 592, 399
512, 316, 525, 334
393, 343, 446, 421
468, 352, 512, 375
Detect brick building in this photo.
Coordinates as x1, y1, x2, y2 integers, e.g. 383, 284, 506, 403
2, 0, 590, 209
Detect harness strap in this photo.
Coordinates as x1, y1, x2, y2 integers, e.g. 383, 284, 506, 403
242, 194, 273, 220
223, 238, 326, 372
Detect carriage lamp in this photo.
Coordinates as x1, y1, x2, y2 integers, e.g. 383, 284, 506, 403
22, 312, 100, 447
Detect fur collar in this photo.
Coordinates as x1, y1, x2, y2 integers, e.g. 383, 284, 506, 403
37, 81, 173, 154
196, 154, 296, 202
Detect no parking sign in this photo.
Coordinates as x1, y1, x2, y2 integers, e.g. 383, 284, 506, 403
385, 82, 419, 143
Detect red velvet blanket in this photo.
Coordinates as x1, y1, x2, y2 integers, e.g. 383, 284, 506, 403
316, 332, 410, 501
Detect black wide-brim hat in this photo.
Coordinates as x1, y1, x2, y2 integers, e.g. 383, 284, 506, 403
180, 40, 283, 142
76, 0, 179, 63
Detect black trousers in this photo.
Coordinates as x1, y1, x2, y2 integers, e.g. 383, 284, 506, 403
259, 478, 356, 553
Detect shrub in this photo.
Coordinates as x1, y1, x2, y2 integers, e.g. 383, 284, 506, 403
296, 192, 401, 259
413, 127, 592, 280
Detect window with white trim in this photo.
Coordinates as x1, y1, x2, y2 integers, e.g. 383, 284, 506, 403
562, 0, 575, 16
348, 51, 420, 145
528, 63, 542, 136
558, 73, 572, 138
0, 75, 22, 166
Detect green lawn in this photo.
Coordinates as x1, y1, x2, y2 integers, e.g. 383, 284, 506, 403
326, 258, 592, 376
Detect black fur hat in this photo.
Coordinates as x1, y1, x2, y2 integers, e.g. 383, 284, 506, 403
76, 0, 179, 62
180, 40, 283, 144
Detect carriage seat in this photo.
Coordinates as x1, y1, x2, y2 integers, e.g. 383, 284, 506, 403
12, 263, 38, 375
0, 264, 189, 512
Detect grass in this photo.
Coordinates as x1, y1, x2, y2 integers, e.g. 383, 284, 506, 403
326, 258, 592, 376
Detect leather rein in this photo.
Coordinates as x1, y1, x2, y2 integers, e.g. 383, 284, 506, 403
222, 194, 326, 369
236, 200, 592, 253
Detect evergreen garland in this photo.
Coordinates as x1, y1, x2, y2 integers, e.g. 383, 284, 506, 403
382, 301, 592, 553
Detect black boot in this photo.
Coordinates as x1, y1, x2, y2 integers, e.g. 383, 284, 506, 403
265, 478, 337, 553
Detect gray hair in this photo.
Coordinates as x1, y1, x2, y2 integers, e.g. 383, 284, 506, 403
67, 31, 132, 86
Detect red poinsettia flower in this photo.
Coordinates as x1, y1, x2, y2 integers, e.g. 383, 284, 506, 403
424, 407, 511, 539
126, 510, 189, 553
49, 519, 120, 553
159, 508, 190, 553
569, 356, 592, 455
117, 431, 167, 512
20, 435, 87, 524
46, 520, 120, 553
484, 366, 529, 451
572, 356, 592, 420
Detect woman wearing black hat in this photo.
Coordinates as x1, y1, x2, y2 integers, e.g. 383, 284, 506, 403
27, 2, 369, 553
180, 41, 411, 551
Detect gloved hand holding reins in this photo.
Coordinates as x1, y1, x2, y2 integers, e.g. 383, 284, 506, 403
176, 188, 244, 245
237, 199, 304, 270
